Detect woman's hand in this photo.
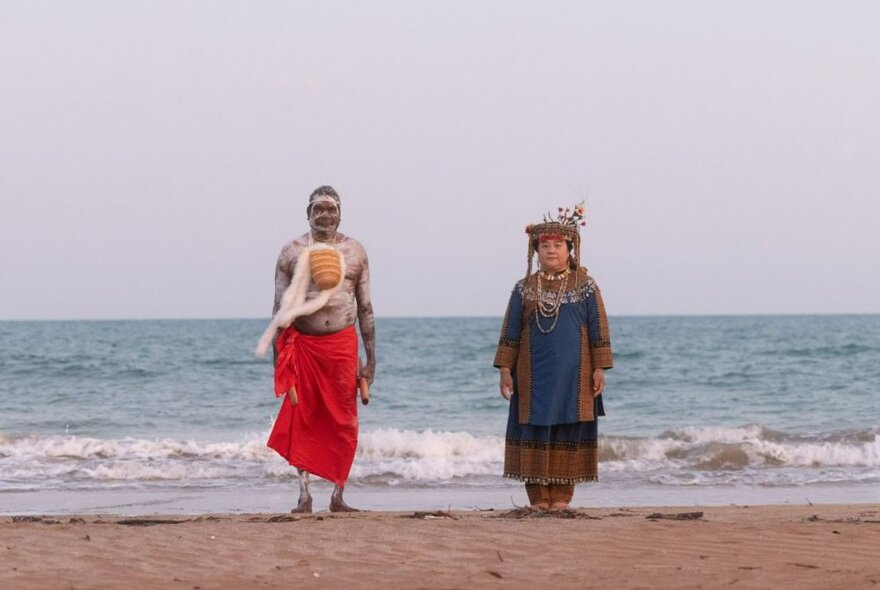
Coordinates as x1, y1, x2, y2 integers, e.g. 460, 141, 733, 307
499, 368, 513, 400
287, 385, 298, 405
592, 368, 605, 397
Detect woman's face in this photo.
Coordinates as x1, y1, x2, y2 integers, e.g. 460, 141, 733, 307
537, 238, 569, 273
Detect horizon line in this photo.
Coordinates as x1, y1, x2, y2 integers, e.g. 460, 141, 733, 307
2, 311, 879, 322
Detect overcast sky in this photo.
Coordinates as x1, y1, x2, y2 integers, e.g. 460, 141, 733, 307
2, 1, 879, 320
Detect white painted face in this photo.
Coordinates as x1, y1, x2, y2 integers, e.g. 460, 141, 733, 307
308, 198, 341, 234
537, 238, 570, 273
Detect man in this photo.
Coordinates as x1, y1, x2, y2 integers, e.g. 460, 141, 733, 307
267, 185, 376, 513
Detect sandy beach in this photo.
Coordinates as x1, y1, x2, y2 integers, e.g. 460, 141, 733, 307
2, 504, 878, 589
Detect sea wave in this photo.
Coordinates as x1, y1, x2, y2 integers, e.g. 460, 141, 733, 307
1, 425, 878, 490
601, 424, 880, 471
773, 343, 878, 358
351, 428, 503, 482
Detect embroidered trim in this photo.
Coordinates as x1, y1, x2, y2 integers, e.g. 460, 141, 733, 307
506, 439, 599, 450
517, 327, 533, 424
504, 438, 599, 484
494, 345, 518, 369
494, 288, 520, 369
518, 274, 596, 305
591, 286, 613, 369
590, 347, 613, 370
578, 325, 593, 421
503, 474, 598, 485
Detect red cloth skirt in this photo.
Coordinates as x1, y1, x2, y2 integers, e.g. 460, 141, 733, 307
267, 325, 358, 487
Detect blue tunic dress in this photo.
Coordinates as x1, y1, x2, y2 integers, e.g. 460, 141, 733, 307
494, 268, 613, 484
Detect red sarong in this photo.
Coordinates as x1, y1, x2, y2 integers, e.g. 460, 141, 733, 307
267, 325, 359, 487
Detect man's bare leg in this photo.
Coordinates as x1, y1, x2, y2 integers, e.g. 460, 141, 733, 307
290, 469, 313, 513
329, 485, 360, 512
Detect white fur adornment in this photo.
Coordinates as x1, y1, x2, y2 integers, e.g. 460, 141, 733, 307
255, 243, 346, 357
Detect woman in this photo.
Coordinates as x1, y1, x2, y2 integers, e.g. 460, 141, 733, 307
494, 202, 613, 510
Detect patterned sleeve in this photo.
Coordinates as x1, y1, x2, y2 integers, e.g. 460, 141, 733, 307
493, 282, 524, 369
585, 282, 613, 370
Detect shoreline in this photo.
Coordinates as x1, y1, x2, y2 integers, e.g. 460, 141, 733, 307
3, 504, 879, 589
4, 481, 880, 516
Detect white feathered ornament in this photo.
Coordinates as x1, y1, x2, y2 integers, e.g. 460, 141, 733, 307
255, 243, 346, 357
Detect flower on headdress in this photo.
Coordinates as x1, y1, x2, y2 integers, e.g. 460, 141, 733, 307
544, 200, 586, 227
528, 201, 587, 233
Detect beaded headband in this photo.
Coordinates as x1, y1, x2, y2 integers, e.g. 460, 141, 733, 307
308, 195, 340, 216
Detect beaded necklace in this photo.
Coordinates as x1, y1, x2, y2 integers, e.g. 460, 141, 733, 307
534, 269, 569, 334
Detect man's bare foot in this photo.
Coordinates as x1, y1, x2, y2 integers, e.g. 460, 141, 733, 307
290, 496, 313, 514
329, 496, 361, 512
329, 487, 361, 512
549, 502, 570, 511
530, 502, 550, 511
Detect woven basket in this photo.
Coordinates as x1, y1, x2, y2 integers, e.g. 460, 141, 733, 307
309, 249, 343, 290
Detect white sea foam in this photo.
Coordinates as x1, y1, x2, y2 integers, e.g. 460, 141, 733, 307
1, 426, 878, 490
0, 433, 273, 462
602, 425, 880, 469
351, 428, 504, 482
0, 429, 506, 487
599, 425, 880, 488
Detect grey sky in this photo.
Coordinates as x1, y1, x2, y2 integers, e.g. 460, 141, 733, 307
2, 1, 879, 320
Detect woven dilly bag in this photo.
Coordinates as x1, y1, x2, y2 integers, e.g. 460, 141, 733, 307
309, 249, 343, 289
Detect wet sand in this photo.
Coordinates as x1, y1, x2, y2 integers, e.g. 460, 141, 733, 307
2, 504, 879, 589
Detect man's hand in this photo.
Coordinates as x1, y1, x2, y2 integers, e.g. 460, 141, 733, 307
359, 377, 370, 406
499, 368, 513, 401
287, 385, 299, 406
359, 359, 376, 386
592, 368, 605, 397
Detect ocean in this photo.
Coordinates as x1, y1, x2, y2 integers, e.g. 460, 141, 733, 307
1, 316, 878, 514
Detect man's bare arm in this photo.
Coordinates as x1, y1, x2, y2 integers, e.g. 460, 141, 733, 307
355, 252, 376, 385
272, 243, 298, 365
273, 245, 296, 316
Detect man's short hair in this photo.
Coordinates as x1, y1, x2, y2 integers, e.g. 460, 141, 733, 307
309, 185, 340, 202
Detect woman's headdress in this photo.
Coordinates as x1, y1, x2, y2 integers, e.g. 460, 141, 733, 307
524, 201, 586, 282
